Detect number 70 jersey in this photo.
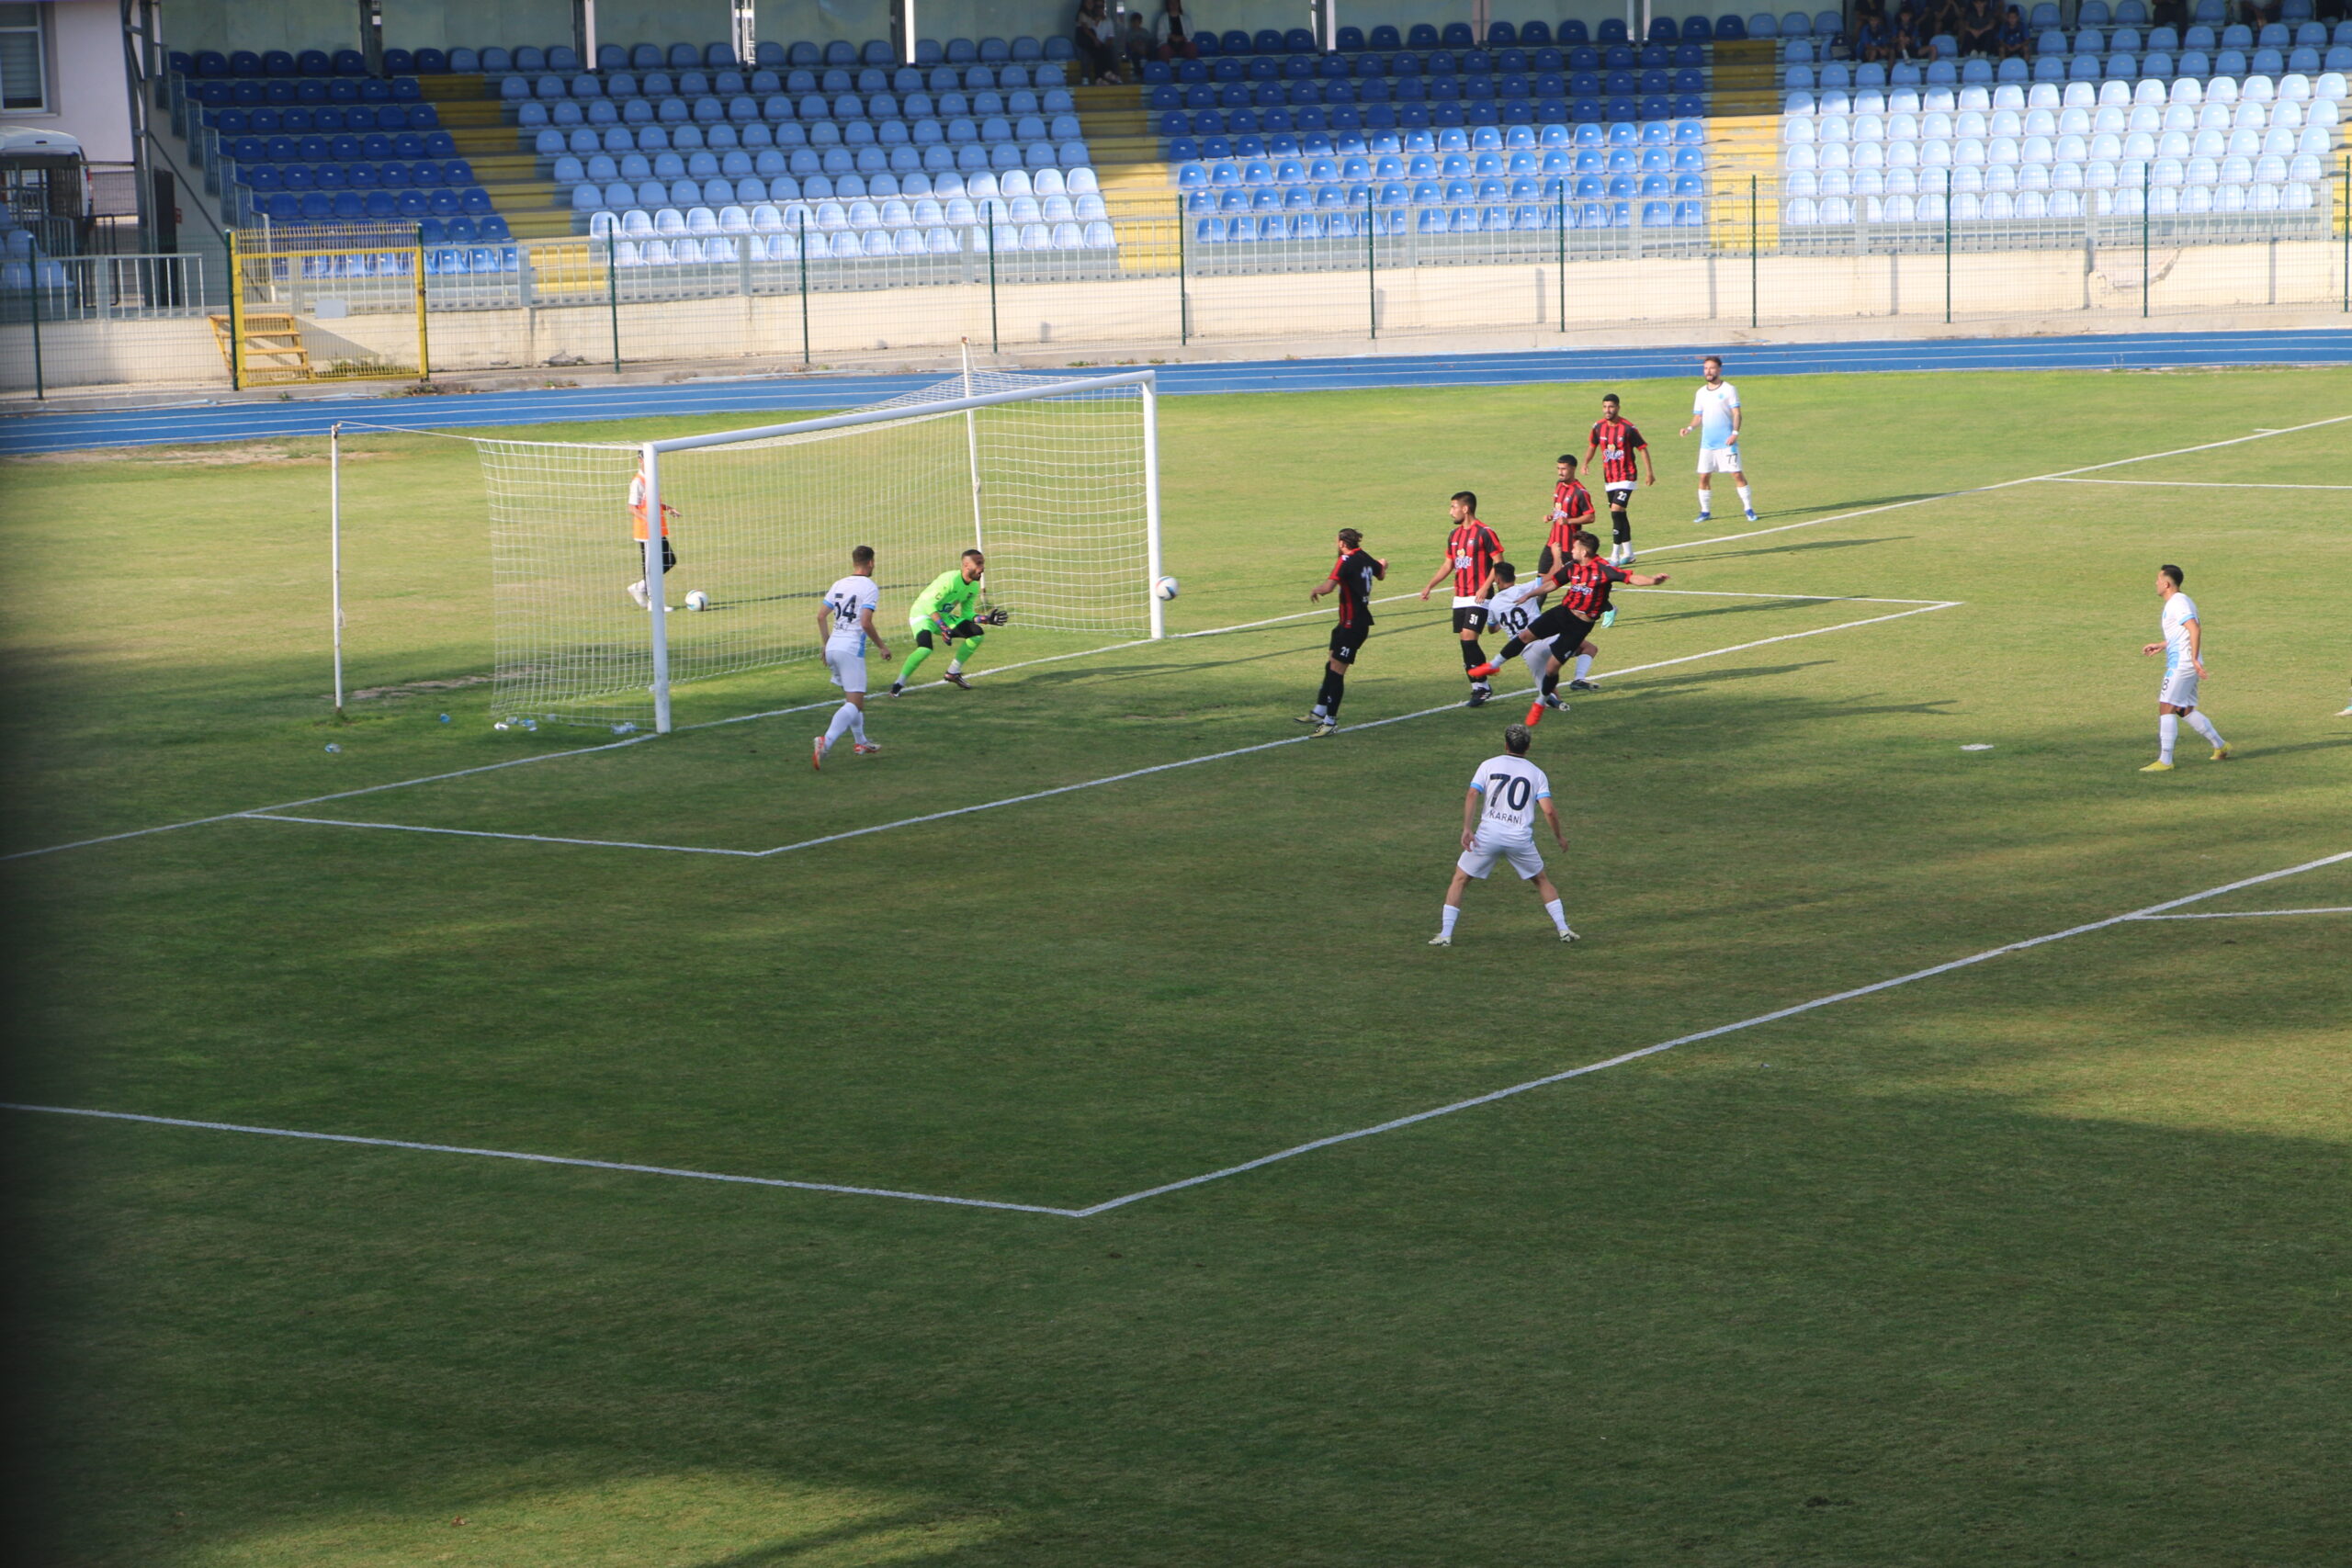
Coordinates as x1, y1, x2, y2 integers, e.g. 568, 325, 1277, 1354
1471, 753, 1553, 839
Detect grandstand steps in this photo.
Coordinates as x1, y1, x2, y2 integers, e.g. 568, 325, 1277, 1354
1092, 162, 1180, 220
1705, 114, 1781, 247
1707, 39, 1784, 117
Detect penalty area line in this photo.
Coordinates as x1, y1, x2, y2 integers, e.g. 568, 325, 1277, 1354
2129, 906, 2352, 920
1641, 410, 2352, 559
1071, 848, 2352, 1215
0, 1103, 1086, 1216
20, 849, 2343, 1219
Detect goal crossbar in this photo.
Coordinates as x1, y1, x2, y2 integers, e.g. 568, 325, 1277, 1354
484, 367, 1162, 735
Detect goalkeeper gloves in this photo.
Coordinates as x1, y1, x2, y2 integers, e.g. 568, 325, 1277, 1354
978, 606, 1012, 626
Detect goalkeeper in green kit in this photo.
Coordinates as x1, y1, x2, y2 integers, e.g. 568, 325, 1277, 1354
889, 547, 1008, 695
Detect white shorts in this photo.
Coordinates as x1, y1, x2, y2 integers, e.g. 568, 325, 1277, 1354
1457, 834, 1544, 881
2159, 664, 2199, 709
1696, 445, 1744, 475
824, 643, 868, 694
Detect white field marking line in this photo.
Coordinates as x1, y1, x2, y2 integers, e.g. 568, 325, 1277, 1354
2048, 479, 2352, 491
1641, 411, 2352, 558
0, 1103, 1086, 1216
234, 599, 1959, 860
739, 599, 1962, 861
1070, 848, 2352, 1215
2130, 907, 2352, 920
1, 599, 1464, 863
240, 813, 763, 857
16, 849, 2344, 1219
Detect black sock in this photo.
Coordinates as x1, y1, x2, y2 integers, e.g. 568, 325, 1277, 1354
1497, 637, 1525, 662
1611, 511, 1631, 545
1323, 670, 1346, 716
1541, 668, 1560, 697
1460, 640, 1487, 677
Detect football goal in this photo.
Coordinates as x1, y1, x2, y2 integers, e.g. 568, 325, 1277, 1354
447, 367, 1162, 731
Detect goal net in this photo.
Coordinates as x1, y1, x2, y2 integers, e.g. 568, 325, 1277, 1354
471, 367, 1161, 730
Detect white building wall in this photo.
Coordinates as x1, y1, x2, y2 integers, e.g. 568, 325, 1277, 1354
24, 0, 132, 164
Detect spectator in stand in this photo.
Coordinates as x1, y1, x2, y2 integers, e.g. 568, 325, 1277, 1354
1924, 0, 1962, 46
1855, 7, 1893, 60
1890, 12, 1924, 58
1073, 0, 1124, 83
1154, 0, 1200, 60
1961, 0, 1999, 54
1996, 4, 2030, 59
1852, 0, 1889, 35
1123, 9, 1156, 69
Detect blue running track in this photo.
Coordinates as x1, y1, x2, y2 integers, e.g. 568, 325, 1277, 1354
5, 328, 2347, 455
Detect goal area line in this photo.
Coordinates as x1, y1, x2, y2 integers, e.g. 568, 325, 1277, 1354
234, 598, 1962, 861
14, 849, 2344, 1223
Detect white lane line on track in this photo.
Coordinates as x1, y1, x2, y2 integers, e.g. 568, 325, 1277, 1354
14, 849, 2341, 1217
1640, 411, 2352, 558
1067, 848, 2352, 1215
2129, 907, 2352, 920
242, 601, 1956, 860
0, 1104, 1086, 1216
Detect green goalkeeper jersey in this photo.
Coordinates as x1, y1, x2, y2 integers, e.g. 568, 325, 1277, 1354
910, 569, 981, 630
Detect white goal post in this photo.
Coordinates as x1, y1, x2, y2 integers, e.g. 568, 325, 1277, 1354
471, 367, 1164, 732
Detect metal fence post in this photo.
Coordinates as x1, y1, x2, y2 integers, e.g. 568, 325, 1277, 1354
27, 241, 43, 400
2141, 163, 2151, 320
1943, 168, 1953, 324
1555, 176, 1566, 332
1176, 210, 1189, 344
1749, 175, 1759, 329
413, 222, 430, 380
226, 228, 243, 390
2341, 156, 2348, 313
606, 235, 621, 372
797, 211, 810, 366
1366, 192, 1377, 339
986, 216, 1000, 353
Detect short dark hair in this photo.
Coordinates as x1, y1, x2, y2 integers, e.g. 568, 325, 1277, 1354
1491, 559, 1516, 584
851, 544, 875, 567
1452, 490, 1477, 513
1555, 454, 1577, 468
962, 547, 985, 563
1601, 392, 1620, 404
1503, 723, 1532, 755
1702, 354, 1724, 369
1574, 530, 1602, 552
2160, 563, 2184, 587
1336, 527, 1363, 548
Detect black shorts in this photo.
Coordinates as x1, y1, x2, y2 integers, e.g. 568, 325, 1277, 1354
634, 538, 677, 572
1604, 484, 1634, 510
914, 618, 984, 649
1328, 622, 1371, 662
1451, 604, 1488, 636
1521, 605, 1589, 646
1545, 614, 1597, 660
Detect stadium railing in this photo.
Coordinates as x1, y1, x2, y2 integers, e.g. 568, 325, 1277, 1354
5, 162, 2349, 397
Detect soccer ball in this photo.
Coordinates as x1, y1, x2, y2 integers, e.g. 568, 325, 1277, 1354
684, 590, 711, 611
1154, 576, 1181, 601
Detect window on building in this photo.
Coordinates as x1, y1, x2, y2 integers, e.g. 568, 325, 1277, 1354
0, 4, 50, 115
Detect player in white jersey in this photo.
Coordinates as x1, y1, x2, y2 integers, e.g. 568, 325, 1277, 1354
1679, 355, 1756, 524
2139, 563, 2229, 772
1430, 723, 1577, 945
812, 545, 893, 770
1479, 562, 1556, 690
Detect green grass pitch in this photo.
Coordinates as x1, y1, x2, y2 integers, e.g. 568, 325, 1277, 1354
8, 367, 2349, 1566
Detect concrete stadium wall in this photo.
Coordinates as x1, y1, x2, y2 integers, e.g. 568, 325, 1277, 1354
11, 238, 2340, 396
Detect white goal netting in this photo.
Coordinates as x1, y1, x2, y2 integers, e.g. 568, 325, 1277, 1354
475, 369, 1158, 728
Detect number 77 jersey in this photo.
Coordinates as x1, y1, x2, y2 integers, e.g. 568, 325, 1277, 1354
1472, 752, 1553, 839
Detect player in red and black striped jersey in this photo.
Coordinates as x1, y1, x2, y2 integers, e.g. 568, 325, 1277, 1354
1583, 394, 1655, 566
1300, 527, 1388, 736
1466, 531, 1670, 724
1537, 455, 1598, 579
1419, 491, 1506, 706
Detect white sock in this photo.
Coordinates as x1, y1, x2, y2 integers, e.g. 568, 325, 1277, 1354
1697, 487, 1711, 515
2159, 712, 2178, 762
947, 659, 963, 674
1544, 898, 1568, 934
849, 705, 868, 744
1440, 905, 1461, 937
824, 704, 858, 748
1575, 652, 1594, 680
1736, 483, 1754, 511
2185, 711, 2223, 748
